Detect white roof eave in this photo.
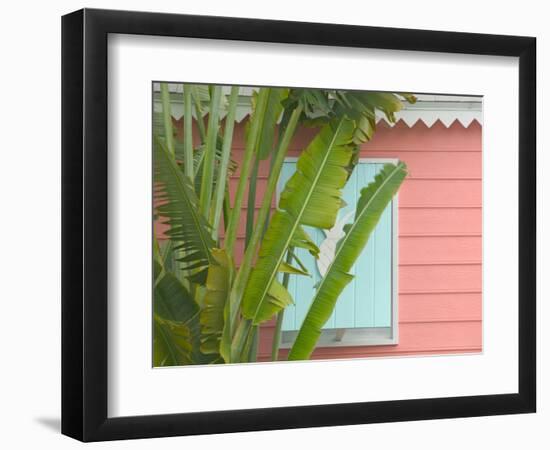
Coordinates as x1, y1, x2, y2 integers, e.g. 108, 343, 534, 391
153, 84, 483, 128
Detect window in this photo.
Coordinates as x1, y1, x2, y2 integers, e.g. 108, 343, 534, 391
278, 158, 398, 347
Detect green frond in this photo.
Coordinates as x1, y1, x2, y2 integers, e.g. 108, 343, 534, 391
288, 162, 407, 360
153, 261, 198, 366
200, 249, 232, 356
241, 118, 356, 325
154, 135, 215, 284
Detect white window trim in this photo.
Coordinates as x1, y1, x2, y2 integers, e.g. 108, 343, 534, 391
279, 157, 399, 348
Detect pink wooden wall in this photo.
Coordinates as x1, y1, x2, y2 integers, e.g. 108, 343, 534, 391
158, 117, 483, 361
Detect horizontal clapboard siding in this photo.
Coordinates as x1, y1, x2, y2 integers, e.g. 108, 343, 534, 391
256, 320, 482, 359
155, 116, 482, 360
256, 120, 482, 360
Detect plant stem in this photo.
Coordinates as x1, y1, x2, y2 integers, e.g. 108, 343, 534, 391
199, 85, 222, 218
210, 86, 239, 241
160, 83, 174, 156
229, 106, 303, 317
262, 152, 277, 236
190, 86, 207, 143
227, 105, 302, 352
271, 313, 285, 361
223, 183, 231, 233
245, 155, 260, 248
271, 248, 293, 361
250, 327, 259, 362
224, 88, 269, 255
231, 318, 251, 363
183, 84, 194, 181
239, 325, 258, 363
243, 105, 302, 270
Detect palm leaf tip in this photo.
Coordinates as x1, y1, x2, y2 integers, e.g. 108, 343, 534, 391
287, 161, 407, 361
355, 162, 407, 220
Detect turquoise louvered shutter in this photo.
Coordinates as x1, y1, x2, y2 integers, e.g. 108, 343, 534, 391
278, 160, 394, 332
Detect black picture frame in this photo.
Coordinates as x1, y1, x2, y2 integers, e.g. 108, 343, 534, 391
61, 8, 536, 442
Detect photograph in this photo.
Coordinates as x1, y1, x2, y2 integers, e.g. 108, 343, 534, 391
152, 83, 482, 366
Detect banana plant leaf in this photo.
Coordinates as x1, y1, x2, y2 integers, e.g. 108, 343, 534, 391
199, 85, 223, 217
241, 118, 356, 325
282, 89, 415, 145
332, 92, 403, 143
245, 88, 289, 243
153, 135, 215, 284
154, 315, 194, 367
200, 248, 231, 355
154, 260, 218, 365
153, 261, 199, 366
288, 162, 407, 360
253, 88, 289, 160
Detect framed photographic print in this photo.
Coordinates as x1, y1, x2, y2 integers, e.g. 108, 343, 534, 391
61, 8, 536, 442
